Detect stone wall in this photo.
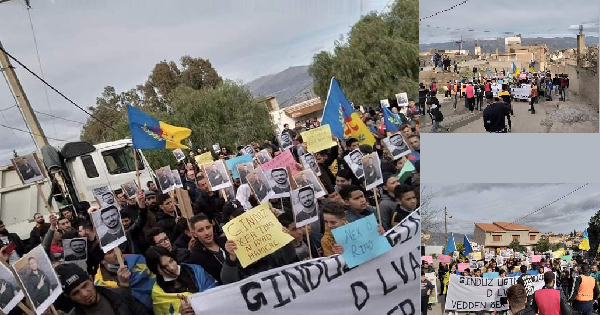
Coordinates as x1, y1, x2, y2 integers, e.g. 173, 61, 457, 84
549, 64, 599, 109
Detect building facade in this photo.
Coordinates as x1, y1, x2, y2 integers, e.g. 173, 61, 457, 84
474, 222, 541, 252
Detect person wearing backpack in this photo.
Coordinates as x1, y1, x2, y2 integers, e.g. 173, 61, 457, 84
427, 97, 449, 133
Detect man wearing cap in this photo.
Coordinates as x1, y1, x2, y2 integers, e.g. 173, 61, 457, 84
55, 263, 156, 314
483, 91, 511, 133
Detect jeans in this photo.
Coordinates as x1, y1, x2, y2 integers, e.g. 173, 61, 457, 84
422, 296, 429, 315
573, 300, 593, 315
564, 87, 569, 100
530, 96, 537, 112
439, 61, 444, 73
555, 85, 560, 95
432, 120, 449, 133
453, 95, 457, 109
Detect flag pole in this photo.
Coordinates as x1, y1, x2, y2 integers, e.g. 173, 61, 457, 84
305, 225, 313, 260
132, 144, 141, 190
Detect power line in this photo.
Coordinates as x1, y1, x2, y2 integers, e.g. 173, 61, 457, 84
0, 45, 117, 131
0, 105, 17, 112
25, 5, 58, 138
0, 122, 70, 142
33, 110, 86, 124
419, 0, 470, 22
512, 183, 590, 223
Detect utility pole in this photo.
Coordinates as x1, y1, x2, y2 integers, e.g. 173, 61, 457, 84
460, 36, 463, 54
0, 40, 49, 148
445, 207, 452, 245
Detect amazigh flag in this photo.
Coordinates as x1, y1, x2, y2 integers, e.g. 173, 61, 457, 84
444, 233, 456, 255
127, 105, 191, 149
580, 228, 591, 251
463, 235, 473, 257
320, 78, 375, 146
382, 105, 404, 133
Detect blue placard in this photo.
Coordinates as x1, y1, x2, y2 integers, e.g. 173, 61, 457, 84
508, 272, 522, 277
331, 214, 392, 268
483, 272, 499, 278
526, 270, 539, 275
225, 154, 254, 179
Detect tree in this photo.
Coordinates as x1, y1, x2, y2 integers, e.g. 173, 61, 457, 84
308, 0, 418, 105
508, 240, 526, 252
550, 243, 561, 251
588, 209, 600, 255
536, 239, 551, 253
419, 185, 444, 245
441, 241, 464, 257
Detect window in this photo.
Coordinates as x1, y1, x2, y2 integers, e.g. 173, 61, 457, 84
102, 146, 144, 175
81, 155, 99, 178
530, 235, 536, 241
512, 235, 520, 241
493, 235, 501, 242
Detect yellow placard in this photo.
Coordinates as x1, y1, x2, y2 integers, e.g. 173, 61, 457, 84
554, 251, 562, 259
301, 125, 337, 153
473, 252, 482, 260
195, 152, 213, 165
223, 203, 294, 268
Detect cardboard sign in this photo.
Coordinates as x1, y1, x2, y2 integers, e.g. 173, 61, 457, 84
473, 252, 482, 260
301, 125, 337, 154
421, 256, 433, 264
531, 255, 541, 263
561, 255, 572, 261
194, 152, 213, 165
458, 263, 470, 272
438, 254, 452, 263
225, 154, 254, 179
260, 149, 301, 175
331, 214, 392, 268
222, 203, 294, 268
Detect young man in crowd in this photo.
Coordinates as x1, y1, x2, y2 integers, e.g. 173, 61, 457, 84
339, 185, 379, 223
155, 194, 183, 242
392, 184, 418, 226
29, 212, 50, 249
146, 227, 191, 263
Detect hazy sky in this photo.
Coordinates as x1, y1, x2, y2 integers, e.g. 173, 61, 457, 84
0, 0, 389, 164
419, 0, 599, 44
423, 183, 600, 235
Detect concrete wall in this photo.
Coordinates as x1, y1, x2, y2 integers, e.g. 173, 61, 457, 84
549, 63, 599, 109
424, 246, 444, 256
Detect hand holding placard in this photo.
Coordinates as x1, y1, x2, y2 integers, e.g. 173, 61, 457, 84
301, 125, 337, 153
331, 214, 392, 268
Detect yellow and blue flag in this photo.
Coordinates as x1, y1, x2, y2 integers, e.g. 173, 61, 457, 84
580, 228, 590, 251
320, 78, 375, 146
127, 105, 191, 149
381, 105, 404, 133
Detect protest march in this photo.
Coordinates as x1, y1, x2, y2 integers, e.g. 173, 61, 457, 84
0, 75, 421, 315
422, 230, 600, 315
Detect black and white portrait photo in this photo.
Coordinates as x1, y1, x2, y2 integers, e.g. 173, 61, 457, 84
382, 133, 411, 160
256, 149, 272, 164
247, 169, 274, 203
91, 205, 126, 252
362, 153, 383, 191
291, 186, 319, 228
171, 170, 183, 188
11, 153, 45, 185
172, 148, 185, 162
242, 145, 255, 156
343, 149, 364, 179
63, 238, 88, 263
156, 166, 174, 193
92, 186, 116, 208
12, 245, 61, 314
266, 167, 291, 198
236, 162, 254, 184
203, 160, 232, 191
280, 131, 293, 150
395, 92, 409, 107
0, 262, 24, 314
301, 153, 321, 176
293, 169, 326, 198
121, 180, 138, 199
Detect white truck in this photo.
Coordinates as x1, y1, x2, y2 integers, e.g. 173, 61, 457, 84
0, 139, 154, 239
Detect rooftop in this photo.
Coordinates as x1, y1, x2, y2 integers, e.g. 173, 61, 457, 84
474, 221, 540, 233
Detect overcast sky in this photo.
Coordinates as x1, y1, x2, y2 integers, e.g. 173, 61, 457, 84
0, 0, 388, 164
419, 0, 599, 44
423, 183, 600, 235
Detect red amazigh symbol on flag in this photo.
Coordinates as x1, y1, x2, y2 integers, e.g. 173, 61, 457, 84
341, 105, 359, 135
150, 125, 168, 138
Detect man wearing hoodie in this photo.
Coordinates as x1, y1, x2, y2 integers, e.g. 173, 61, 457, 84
339, 185, 380, 223
427, 97, 450, 133
379, 173, 400, 231
155, 194, 183, 242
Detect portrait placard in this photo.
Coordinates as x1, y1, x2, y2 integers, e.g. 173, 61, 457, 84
291, 185, 319, 228
91, 205, 127, 253
63, 238, 88, 263
11, 153, 46, 185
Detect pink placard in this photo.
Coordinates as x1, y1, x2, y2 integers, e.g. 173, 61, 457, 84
458, 263, 470, 272
421, 256, 433, 264
519, 73, 526, 79
260, 149, 302, 175
437, 254, 451, 263
531, 255, 541, 263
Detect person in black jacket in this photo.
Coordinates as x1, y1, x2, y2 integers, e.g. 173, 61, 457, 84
507, 284, 536, 315
156, 194, 183, 242
483, 92, 511, 133
188, 213, 229, 284
55, 263, 155, 315
314, 144, 339, 194
427, 97, 449, 133
0, 220, 25, 262
77, 220, 105, 276
146, 227, 191, 263
194, 175, 225, 225
119, 190, 148, 254
421, 270, 435, 315
29, 213, 50, 250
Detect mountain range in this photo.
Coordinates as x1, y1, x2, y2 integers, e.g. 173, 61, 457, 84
245, 65, 316, 109
419, 36, 600, 54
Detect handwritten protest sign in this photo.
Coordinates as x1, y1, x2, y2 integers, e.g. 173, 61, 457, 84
457, 263, 470, 272
421, 256, 433, 264
225, 154, 254, 179
473, 252, 482, 260
483, 272, 499, 278
301, 125, 336, 153
561, 255, 572, 261
331, 214, 392, 268
223, 203, 294, 268
195, 152, 213, 165
531, 255, 541, 263
438, 254, 451, 263
260, 149, 301, 175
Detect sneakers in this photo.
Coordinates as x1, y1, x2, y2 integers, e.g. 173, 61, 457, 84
531, 110, 536, 114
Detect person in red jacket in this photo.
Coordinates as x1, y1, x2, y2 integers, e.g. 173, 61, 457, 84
532, 272, 571, 315
466, 82, 475, 113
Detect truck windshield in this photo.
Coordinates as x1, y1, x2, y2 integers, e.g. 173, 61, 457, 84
101, 146, 145, 174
